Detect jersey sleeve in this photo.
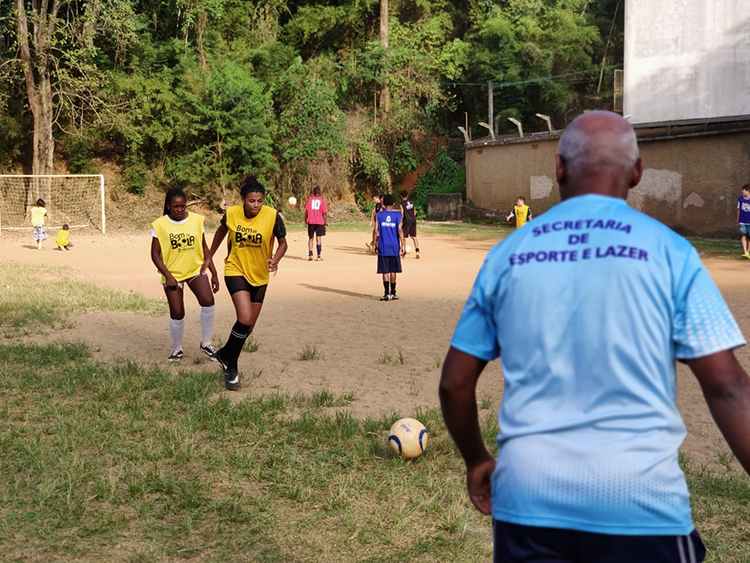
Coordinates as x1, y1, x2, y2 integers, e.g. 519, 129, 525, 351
450, 262, 501, 361
151, 227, 157, 238
273, 212, 287, 239
673, 249, 745, 359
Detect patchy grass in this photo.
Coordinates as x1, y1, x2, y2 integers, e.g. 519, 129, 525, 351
378, 350, 408, 366
243, 336, 260, 353
297, 344, 324, 361
681, 453, 750, 562
0, 262, 165, 331
0, 343, 747, 561
0, 342, 495, 562
688, 237, 744, 259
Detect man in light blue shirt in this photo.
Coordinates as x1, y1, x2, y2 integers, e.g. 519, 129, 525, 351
440, 111, 750, 562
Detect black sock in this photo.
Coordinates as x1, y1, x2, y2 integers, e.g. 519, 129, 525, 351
383, 281, 390, 295
316, 244, 322, 256
416, 248, 420, 253
308, 250, 313, 256
391, 282, 397, 295
221, 321, 251, 369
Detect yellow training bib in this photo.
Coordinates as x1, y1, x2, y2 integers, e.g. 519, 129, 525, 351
55, 230, 70, 246
152, 212, 205, 282
223, 204, 278, 286
514, 205, 530, 227
31, 206, 46, 227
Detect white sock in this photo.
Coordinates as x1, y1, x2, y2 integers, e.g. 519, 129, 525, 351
200, 305, 215, 347
170, 318, 185, 351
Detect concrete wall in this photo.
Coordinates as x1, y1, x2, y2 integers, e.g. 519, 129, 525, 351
624, 0, 750, 123
426, 193, 462, 221
465, 130, 750, 237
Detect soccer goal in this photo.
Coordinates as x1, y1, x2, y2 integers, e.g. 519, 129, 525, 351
0, 174, 106, 234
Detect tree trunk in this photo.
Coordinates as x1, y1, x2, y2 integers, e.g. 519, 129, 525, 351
379, 0, 390, 114
15, 0, 57, 185
196, 9, 208, 72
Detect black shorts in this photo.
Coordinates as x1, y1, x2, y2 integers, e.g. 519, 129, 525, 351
493, 520, 706, 563
403, 221, 417, 238
224, 276, 268, 302
377, 255, 402, 274
308, 224, 326, 238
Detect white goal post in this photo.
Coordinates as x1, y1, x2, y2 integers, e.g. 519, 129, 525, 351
0, 174, 106, 234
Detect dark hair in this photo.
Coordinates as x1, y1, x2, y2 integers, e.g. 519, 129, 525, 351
383, 194, 396, 206
240, 175, 265, 197
517, 196, 526, 203
742, 184, 750, 192
36, 199, 45, 207
313, 187, 321, 196
62, 224, 69, 230
163, 188, 187, 215
400, 190, 409, 198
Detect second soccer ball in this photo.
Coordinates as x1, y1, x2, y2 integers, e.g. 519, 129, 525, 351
288, 196, 297, 206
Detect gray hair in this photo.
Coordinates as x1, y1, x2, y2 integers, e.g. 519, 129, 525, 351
557, 112, 639, 176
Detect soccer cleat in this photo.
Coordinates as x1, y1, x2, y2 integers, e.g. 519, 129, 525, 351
168, 349, 184, 361
200, 343, 218, 360
380, 294, 391, 301
308, 255, 313, 261
225, 369, 240, 390
224, 369, 240, 389
214, 350, 241, 390
390, 294, 399, 300
316, 256, 323, 261
415, 253, 420, 259
744, 253, 750, 259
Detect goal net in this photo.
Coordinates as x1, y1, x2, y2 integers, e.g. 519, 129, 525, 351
0, 174, 106, 234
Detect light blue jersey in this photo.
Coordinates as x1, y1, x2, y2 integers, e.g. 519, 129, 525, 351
451, 194, 744, 536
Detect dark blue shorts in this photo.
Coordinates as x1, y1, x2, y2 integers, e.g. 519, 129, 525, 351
377, 255, 402, 274
493, 520, 705, 563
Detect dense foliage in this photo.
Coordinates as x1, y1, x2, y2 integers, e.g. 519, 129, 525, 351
0, 0, 623, 202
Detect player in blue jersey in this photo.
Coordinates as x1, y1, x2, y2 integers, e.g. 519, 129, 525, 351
737, 184, 750, 258
440, 111, 750, 563
374, 194, 405, 301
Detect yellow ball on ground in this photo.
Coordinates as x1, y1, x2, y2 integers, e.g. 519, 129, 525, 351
288, 196, 297, 206
388, 418, 428, 459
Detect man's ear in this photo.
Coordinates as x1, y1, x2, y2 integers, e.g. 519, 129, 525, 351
630, 157, 644, 188
555, 154, 566, 185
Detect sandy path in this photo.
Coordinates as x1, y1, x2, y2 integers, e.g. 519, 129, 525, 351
3, 228, 749, 469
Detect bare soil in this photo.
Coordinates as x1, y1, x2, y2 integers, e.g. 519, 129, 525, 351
3, 228, 748, 470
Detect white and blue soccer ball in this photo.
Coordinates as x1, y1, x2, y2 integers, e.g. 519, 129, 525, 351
388, 418, 428, 459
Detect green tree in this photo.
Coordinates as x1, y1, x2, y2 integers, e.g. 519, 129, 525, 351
169, 55, 275, 196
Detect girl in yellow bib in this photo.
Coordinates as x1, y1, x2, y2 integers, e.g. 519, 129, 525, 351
203, 177, 288, 390
30, 198, 47, 250
151, 188, 219, 362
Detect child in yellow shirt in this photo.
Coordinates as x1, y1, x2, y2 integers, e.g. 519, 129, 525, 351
30, 198, 47, 250
56, 224, 73, 250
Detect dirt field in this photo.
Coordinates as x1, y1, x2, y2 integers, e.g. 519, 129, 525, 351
3, 227, 749, 469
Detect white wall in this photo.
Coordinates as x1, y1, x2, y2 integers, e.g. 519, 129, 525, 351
624, 0, 750, 124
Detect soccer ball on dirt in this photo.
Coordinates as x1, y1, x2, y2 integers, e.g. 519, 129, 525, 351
405, 245, 412, 254
388, 418, 428, 459
288, 196, 297, 206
